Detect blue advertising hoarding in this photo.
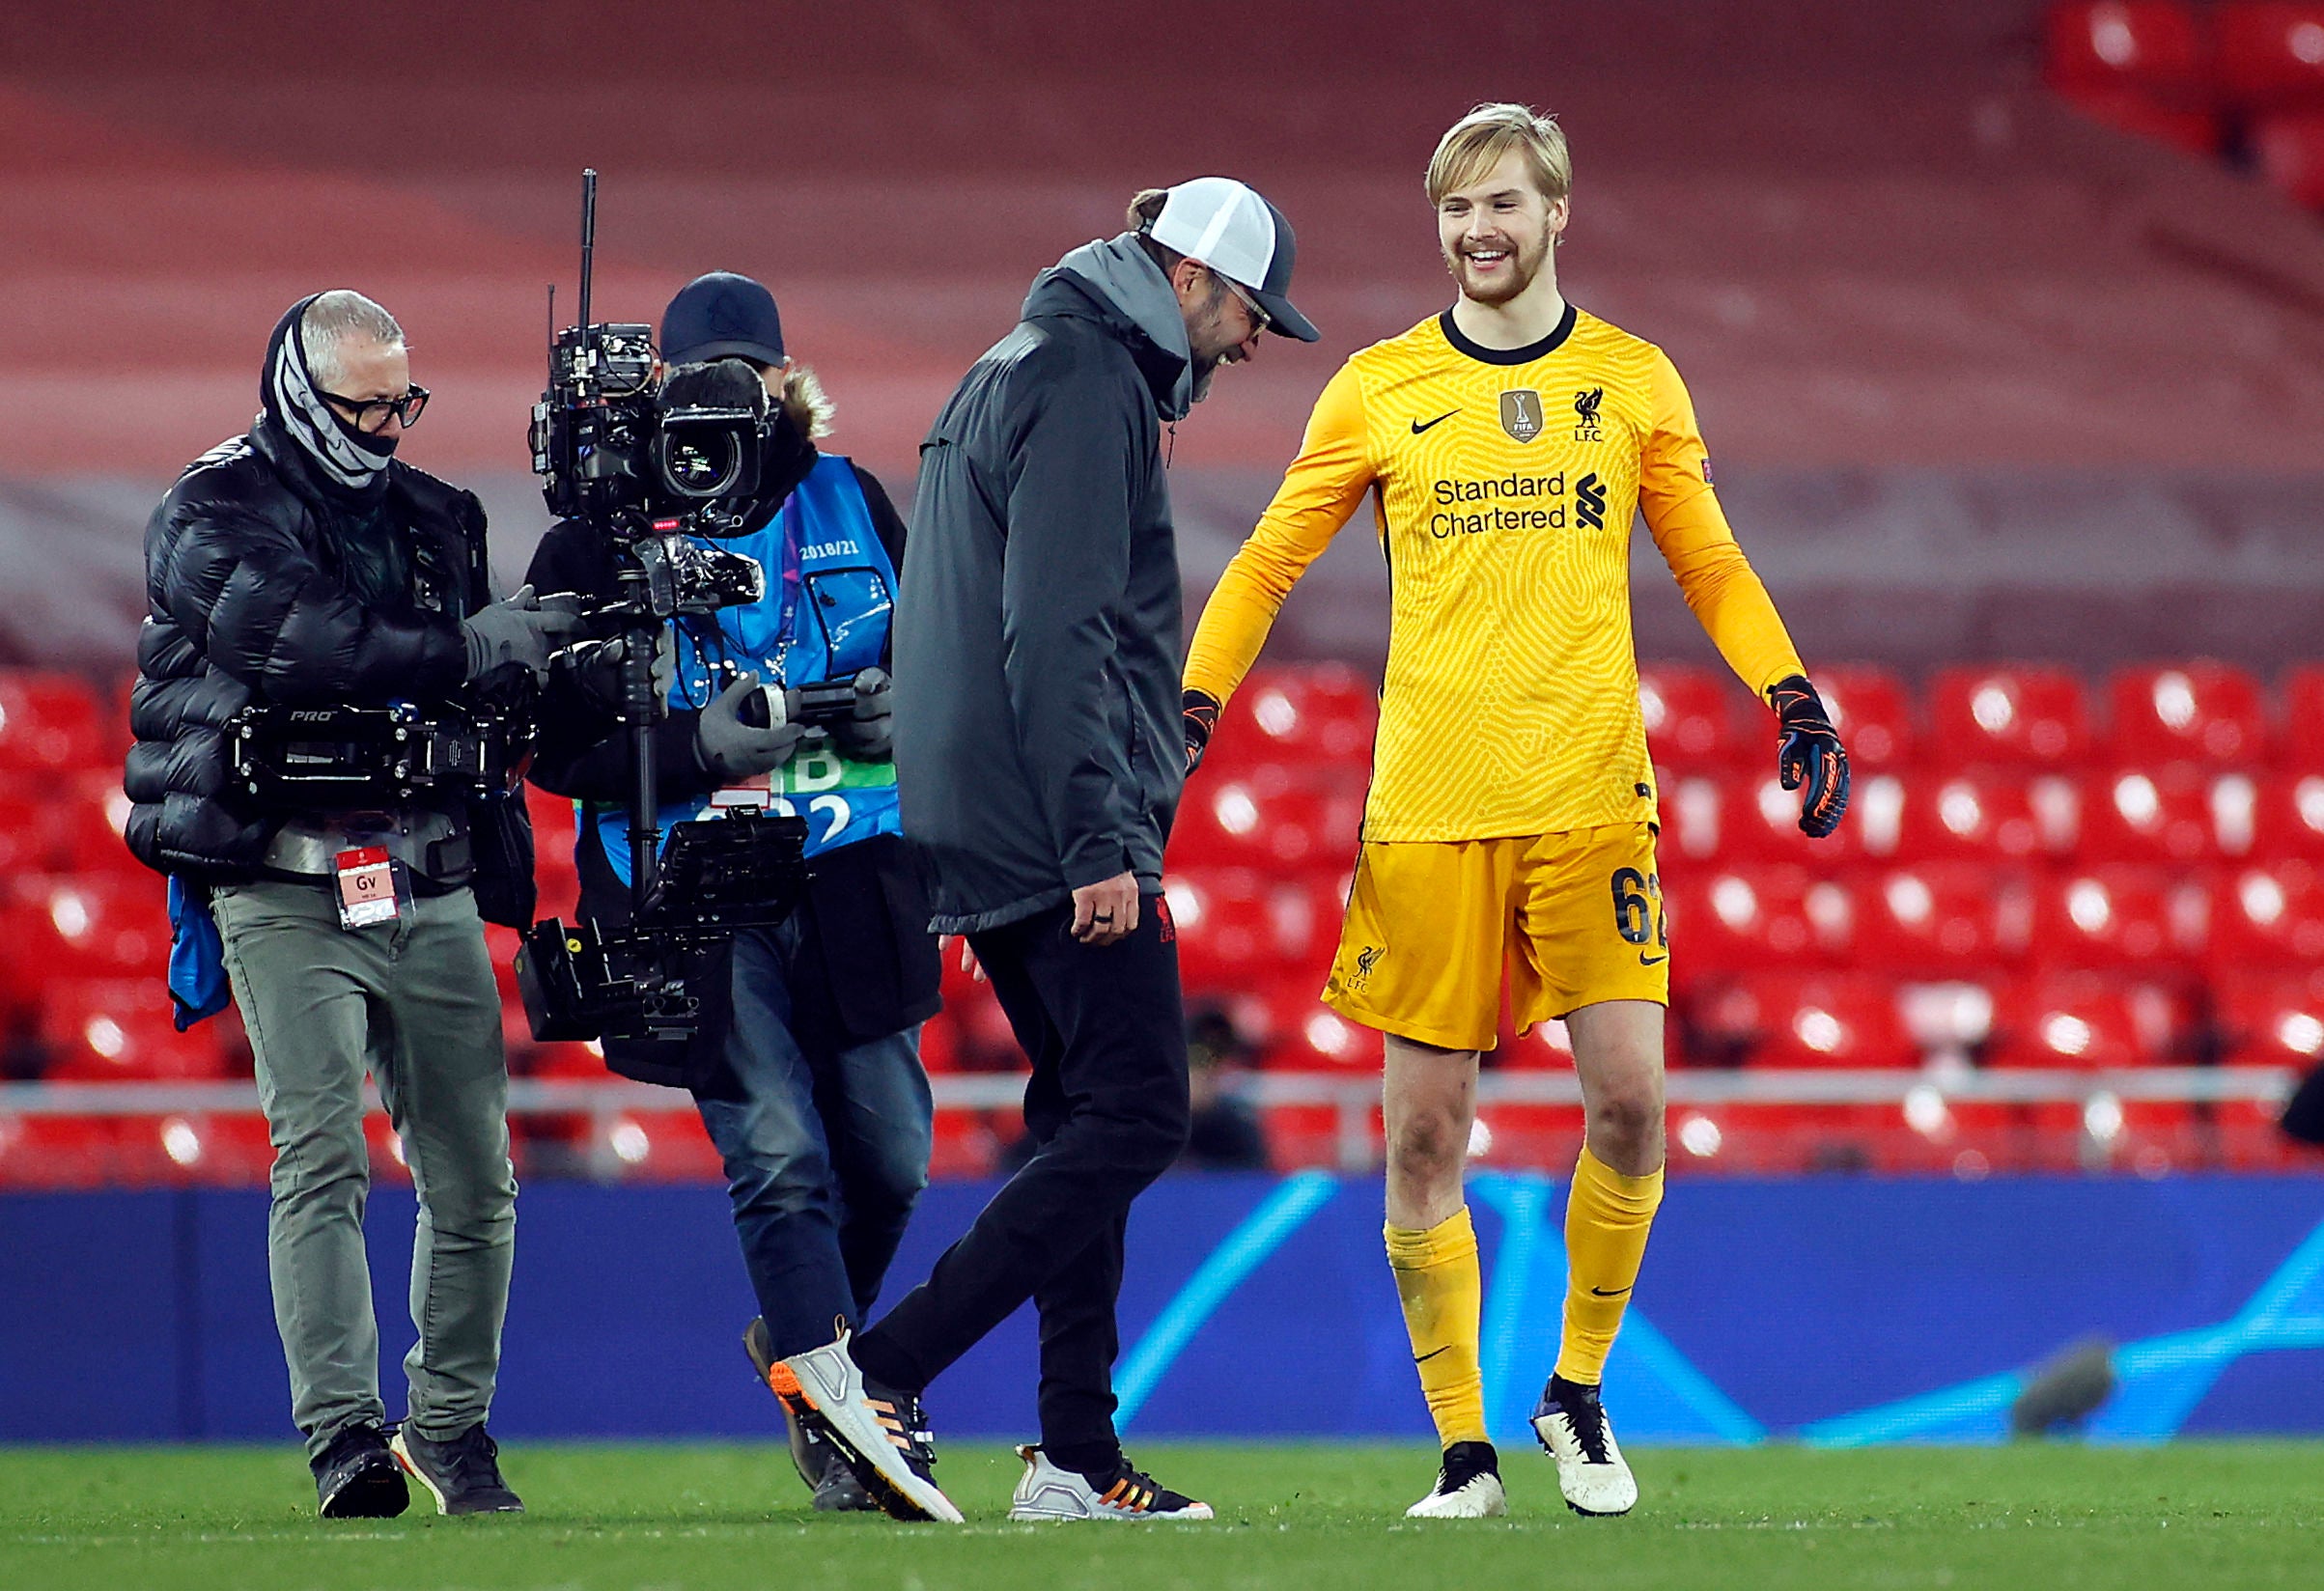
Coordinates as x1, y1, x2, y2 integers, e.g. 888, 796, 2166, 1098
3, 1174, 2320, 1444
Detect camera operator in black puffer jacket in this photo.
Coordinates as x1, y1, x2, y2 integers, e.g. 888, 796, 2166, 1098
124, 291, 583, 1522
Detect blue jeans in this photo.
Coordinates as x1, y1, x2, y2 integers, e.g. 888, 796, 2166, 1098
695, 920, 934, 1359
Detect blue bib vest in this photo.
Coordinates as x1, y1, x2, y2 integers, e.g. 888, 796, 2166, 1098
592, 455, 901, 885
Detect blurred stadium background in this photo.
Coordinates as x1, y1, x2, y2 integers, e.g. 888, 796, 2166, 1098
2, 0, 2323, 1448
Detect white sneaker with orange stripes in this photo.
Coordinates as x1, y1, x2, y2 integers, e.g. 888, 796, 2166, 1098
1009, 1444, 1215, 1521
767, 1328, 963, 1524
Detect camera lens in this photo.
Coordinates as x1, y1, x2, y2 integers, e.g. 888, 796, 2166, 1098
658, 431, 743, 498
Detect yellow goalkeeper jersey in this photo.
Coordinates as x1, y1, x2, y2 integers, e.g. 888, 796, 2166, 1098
1184, 303, 1804, 843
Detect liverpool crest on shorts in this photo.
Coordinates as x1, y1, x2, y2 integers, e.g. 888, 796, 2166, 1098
1498, 389, 1544, 443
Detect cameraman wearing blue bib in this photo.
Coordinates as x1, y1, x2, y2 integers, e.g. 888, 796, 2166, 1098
525, 273, 938, 1511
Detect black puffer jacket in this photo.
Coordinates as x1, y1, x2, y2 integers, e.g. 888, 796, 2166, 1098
124, 417, 526, 913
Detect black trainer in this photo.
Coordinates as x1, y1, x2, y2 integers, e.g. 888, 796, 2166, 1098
743, 1317, 876, 1512
390, 1423, 524, 1515
312, 1422, 409, 1520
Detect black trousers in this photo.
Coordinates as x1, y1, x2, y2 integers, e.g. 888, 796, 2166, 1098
853, 896, 1190, 1460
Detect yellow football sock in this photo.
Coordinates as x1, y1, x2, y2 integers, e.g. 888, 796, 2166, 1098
1555, 1144, 1665, 1385
1386, 1207, 1488, 1449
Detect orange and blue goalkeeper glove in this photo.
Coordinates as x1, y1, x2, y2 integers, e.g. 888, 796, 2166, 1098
1768, 674, 1849, 838
1183, 688, 1221, 773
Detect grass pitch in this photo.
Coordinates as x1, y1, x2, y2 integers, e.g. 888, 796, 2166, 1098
3, 1439, 2320, 1590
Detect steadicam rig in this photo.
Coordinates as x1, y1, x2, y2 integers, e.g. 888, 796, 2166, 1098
514, 168, 807, 1046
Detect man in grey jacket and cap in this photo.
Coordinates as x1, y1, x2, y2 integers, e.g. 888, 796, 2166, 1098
759, 178, 1318, 1524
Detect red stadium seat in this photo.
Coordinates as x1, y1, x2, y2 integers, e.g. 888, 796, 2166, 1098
1890, 769, 2076, 864
1470, 1103, 1586, 1170
1927, 666, 2094, 769
50, 772, 142, 876
1166, 868, 1333, 992
0, 1116, 123, 1189
1260, 1103, 1365, 1170
1853, 864, 2034, 974
2215, 3, 2324, 107
2213, 970, 2324, 1066
1169, 772, 1362, 875
2044, 1, 2209, 96
38, 978, 232, 1081
0, 671, 113, 775
1695, 973, 1916, 1068
1200, 665, 1378, 774
114, 1113, 276, 1186
2, 875, 169, 990
2283, 666, 2324, 770
1251, 980, 1382, 1073
929, 1110, 1003, 1179
2205, 861, 2324, 966
1655, 768, 1745, 865
585, 1109, 723, 1182
2254, 110, 2324, 207
1638, 663, 1750, 768
2031, 866, 2199, 969
1664, 865, 1854, 977
1989, 975, 2174, 1069
2108, 662, 2269, 766
1816, 665, 1915, 769
0, 786, 59, 888
2077, 765, 2226, 863
2042, 0, 2220, 154
1723, 770, 1877, 863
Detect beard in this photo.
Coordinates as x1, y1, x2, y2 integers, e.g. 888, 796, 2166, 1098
1445, 216, 1556, 307
1189, 351, 1219, 405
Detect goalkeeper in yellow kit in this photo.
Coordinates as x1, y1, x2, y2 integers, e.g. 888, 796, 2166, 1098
1182, 104, 1849, 1520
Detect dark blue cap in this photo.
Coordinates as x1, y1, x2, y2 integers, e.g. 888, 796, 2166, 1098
660, 271, 784, 366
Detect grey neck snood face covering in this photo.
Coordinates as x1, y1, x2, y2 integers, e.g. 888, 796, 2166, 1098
260, 293, 398, 501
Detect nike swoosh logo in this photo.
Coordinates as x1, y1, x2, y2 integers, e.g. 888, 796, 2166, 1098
1410, 410, 1459, 434
1638, 953, 1667, 966
1589, 1286, 1632, 1298
1414, 1346, 1451, 1363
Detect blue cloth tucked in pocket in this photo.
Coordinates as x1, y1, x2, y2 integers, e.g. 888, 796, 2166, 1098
166, 876, 232, 1030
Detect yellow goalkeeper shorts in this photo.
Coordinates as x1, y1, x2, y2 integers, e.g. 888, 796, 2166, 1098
1322, 823, 1669, 1053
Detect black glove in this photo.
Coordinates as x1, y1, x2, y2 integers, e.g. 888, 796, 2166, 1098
829, 667, 895, 761
1768, 674, 1850, 838
556, 628, 676, 715
695, 670, 806, 781
1183, 687, 1221, 773
461, 585, 588, 683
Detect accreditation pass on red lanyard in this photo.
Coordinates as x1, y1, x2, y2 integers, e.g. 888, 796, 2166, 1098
333, 846, 407, 931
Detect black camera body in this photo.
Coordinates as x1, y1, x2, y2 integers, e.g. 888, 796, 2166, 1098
529, 327, 775, 542
228, 701, 535, 808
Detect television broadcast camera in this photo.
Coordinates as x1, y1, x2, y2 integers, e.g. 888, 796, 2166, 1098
514, 169, 808, 1045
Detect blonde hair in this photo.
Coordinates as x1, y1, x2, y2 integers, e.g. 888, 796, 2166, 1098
1425, 102, 1572, 208
782, 361, 835, 440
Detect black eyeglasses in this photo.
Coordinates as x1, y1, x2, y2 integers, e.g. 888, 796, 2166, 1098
1215, 271, 1273, 336
321, 384, 430, 432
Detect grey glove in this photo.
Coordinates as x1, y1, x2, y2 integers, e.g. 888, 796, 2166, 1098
695, 670, 806, 780
829, 666, 895, 761
462, 584, 588, 683
559, 628, 677, 714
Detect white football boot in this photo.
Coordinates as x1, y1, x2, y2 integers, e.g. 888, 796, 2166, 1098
1009, 1444, 1215, 1521
1531, 1375, 1638, 1516
1405, 1440, 1507, 1519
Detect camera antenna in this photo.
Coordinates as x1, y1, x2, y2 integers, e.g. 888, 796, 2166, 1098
576, 168, 598, 332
